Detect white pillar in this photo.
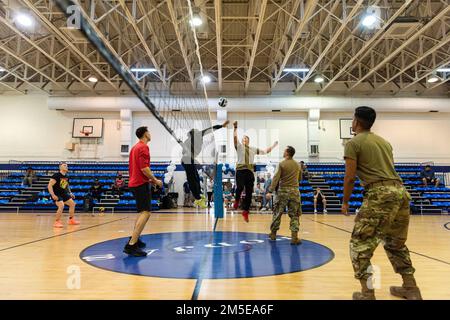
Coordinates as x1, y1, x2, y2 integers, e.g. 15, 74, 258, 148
120, 109, 132, 157
307, 109, 320, 158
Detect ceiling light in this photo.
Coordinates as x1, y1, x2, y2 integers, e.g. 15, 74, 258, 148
15, 13, 34, 27
130, 68, 157, 72
283, 68, 310, 72
314, 75, 325, 83
362, 14, 377, 28
88, 76, 98, 83
436, 68, 450, 73
190, 15, 203, 27
0, 67, 5, 72
201, 75, 211, 84
427, 75, 439, 83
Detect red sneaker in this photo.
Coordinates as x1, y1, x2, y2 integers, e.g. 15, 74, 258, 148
68, 218, 80, 225
242, 210, 249, 223
53, 220, 63, 228
233, 199, 240, 210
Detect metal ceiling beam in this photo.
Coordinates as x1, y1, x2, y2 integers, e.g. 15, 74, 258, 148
373, 33, 450, 92
396, 56, 450, 94
118, 0, 168, 87
244, 0, 268, 93
268, 0, 302, 78
295, 0, 364, 93
0, 42, 72, 94
272, 0, 319, 88
0, 16, 94, 92
214, 0, 223, 93
22, 0, 118, 91
166, 0, 196, 89
348, 5, 450, 91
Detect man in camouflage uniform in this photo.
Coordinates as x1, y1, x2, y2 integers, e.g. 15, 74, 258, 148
266, 146, 302, 245
342, 106, 422, 300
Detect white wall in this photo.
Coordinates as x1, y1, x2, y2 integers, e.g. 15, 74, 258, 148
1, 95, 450, 164
0, 95, 122, 161
226, 112, 309, 163
319, 112, 450, 163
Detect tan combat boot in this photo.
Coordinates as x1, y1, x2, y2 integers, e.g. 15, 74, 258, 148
353, 279, 376, 300
390, 274, 423, 300
269, 231, 277, 241
290, 231, 301, 245
352, 291, 376, 300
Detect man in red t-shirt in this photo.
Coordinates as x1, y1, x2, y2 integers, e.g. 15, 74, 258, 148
124, 126, 163, 257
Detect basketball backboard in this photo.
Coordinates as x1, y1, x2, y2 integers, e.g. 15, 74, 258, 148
339, 119, 354, 139
72, 118, 103, 138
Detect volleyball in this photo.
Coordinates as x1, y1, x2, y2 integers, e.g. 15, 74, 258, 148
218, 97, 228, 108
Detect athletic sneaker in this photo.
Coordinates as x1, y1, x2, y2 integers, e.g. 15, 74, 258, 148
123, 243, 147, 257
233, 199, 240, 210
194, 196, 207, 209
242, 210, 249, 223
53, 220, 63, 228
68, 218, 80, 225
128, 237, 146, 249
314, 210, 318, 214
323, 209, 328, 214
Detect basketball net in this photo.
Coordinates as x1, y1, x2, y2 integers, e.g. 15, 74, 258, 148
80, 130, 91, 137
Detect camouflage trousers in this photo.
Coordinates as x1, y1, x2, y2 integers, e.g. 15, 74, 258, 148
350, 184, 416, 280
270, 187, 302, 233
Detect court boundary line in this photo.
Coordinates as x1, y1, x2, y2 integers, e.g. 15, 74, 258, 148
0, 217, 128, 253
307, 217, 450, 266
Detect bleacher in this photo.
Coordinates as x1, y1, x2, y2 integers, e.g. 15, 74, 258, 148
0, 162, 169, 212
1, 161, 449, 215
296, 163, 449, 215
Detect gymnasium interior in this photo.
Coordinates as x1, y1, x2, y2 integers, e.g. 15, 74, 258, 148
0, 0, 449, 301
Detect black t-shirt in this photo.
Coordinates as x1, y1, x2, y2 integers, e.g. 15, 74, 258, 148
51, 172, 70, 196
90, 183, 103, 195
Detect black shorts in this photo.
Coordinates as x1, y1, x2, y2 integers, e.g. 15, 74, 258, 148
55, 193, 72, 203
130, 183, 152, 212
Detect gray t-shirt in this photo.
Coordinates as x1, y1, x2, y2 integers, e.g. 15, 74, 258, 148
235, 142, 260, 171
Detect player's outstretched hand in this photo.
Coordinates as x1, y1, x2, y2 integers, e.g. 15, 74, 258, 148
223, 120, 230, 127
155, 179, 163, 188
233, 121, 238, 128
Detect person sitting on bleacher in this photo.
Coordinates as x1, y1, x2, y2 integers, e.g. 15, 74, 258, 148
111, 174, 125, 198
22, 167, 35, 187
313, 187, 328, 214
89, 179, 103, 204
300, 161, 309, 180
420, 165, 440, 187
183, 181, 193, 207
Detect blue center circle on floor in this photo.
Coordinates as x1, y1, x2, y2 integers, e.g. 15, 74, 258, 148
80, 231, 334, 279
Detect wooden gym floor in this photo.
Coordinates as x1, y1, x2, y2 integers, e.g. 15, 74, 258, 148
0, 209, 449, 300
